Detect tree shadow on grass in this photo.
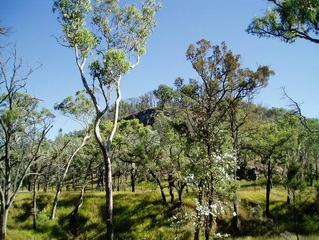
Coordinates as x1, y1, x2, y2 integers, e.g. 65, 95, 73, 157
270, 200, 319, 234
55, 211, 102, 239
96, 193, 175, 239
57, 195, 79, 208
14, 202, 31, 222
217, 196, 319, 238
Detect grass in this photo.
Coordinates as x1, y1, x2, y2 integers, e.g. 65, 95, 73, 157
5, 182, 319, 239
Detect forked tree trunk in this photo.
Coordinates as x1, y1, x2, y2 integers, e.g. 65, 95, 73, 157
75, 48, 123, 240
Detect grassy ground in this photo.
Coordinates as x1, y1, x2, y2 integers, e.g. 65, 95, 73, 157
6, 182, 319, 239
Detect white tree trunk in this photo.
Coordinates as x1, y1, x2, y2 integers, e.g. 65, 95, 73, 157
50, 134, 90, 220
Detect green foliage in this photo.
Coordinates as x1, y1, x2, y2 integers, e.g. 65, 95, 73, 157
89, 49, 131, 84
54, 90, 94, 124
54, 0, 160, 86
247, 0, 319, 44
53, 0, 96, 57
153, 84, 176, 109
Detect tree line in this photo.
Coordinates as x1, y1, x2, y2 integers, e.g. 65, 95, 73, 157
1, 0, 319, 239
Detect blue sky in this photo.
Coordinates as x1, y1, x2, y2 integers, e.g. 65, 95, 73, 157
1, 0, 319, 137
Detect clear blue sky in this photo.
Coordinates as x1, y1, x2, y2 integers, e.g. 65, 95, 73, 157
1, 0, 319, 137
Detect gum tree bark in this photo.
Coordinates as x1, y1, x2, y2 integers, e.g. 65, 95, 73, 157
50, 134, 90, 220
53, 2, 158, 238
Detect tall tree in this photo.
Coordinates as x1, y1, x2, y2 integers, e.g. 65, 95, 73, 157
182, 39, 272, 239
0, 48, 53, 240
53, 0, 159, 238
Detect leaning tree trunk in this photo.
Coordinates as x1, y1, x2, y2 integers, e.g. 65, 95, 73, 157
70, 157, 94, 217
50, 134, 90, 220
149, 170, 167, 204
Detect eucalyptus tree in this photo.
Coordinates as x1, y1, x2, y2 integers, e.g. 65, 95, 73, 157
247, 0, 319, 45
151, 112, 190, 205
53, 0, 159, 238
182, 39, 272, 239
133, 125, 171, 203
112, 119, 151, 192
50, 91, 94, 219
0, 49, 54, 240
245, 111, 298, 218
145, 132, 168, 204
